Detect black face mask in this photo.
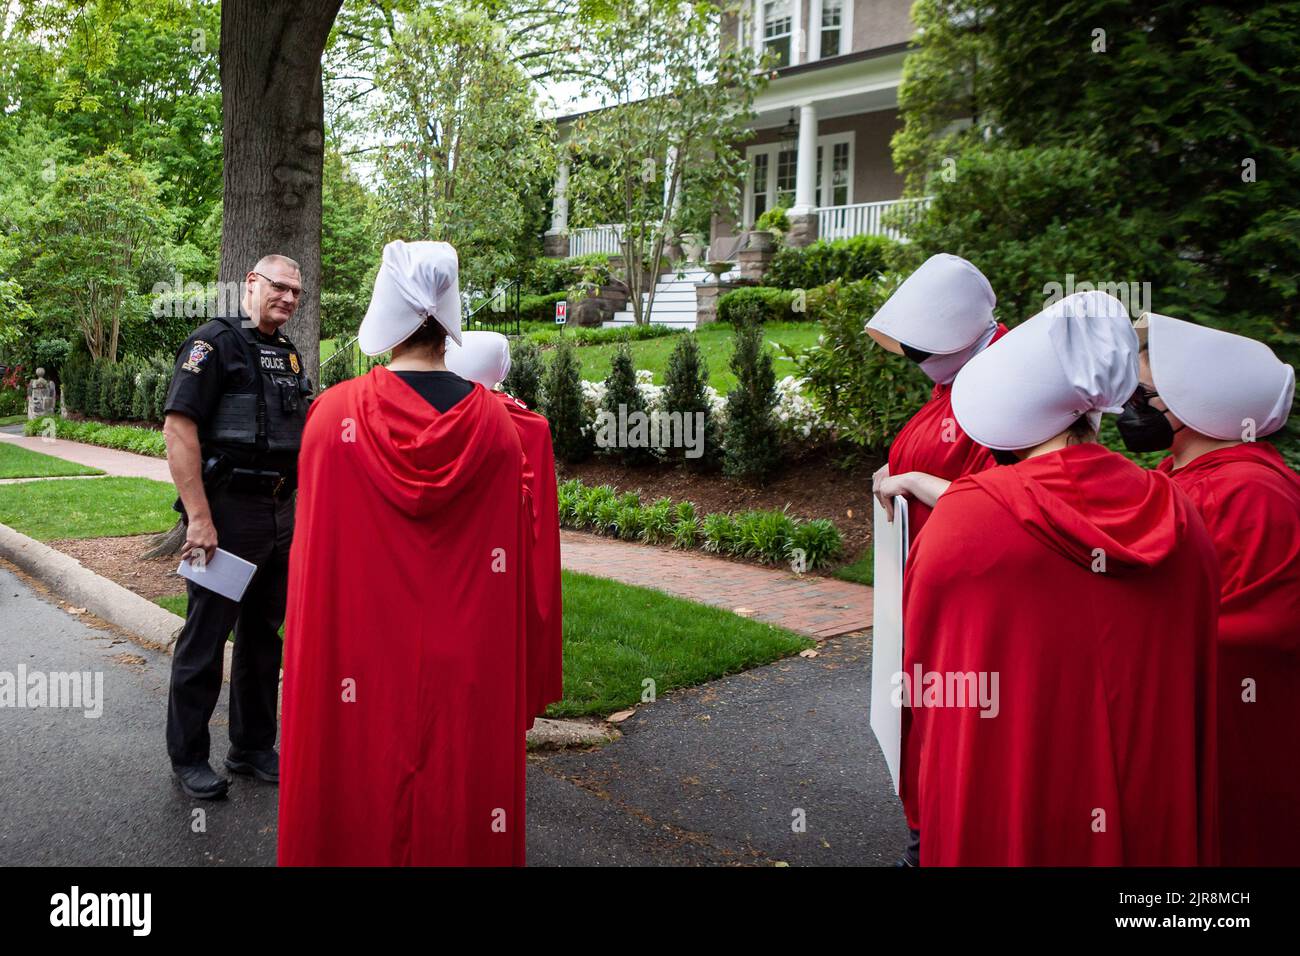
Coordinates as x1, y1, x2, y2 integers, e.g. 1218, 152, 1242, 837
900, 343, 934, 364
990, 448, 1021, 466
1116, 388, 1181, 453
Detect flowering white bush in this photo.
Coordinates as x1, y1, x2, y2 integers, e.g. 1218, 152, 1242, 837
773, 375, 830, 442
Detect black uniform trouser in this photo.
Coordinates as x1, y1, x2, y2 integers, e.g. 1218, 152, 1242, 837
166, 487, 295, 767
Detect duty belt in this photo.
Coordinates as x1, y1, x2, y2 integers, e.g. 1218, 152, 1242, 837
225, 468, 295, 499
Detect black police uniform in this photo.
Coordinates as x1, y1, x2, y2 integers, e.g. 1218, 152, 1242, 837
162, 309, 312, 769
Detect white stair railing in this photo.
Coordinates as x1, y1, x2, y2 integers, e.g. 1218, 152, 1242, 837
569, 224, 624, 257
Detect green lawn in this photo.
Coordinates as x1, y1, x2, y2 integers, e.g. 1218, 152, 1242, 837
558, 321, 821, 394
0, 442, 103, 479
156, 568, 810, 718
0, 476, 176, 540
833, 550, 873, 586
0, 414, 27, 427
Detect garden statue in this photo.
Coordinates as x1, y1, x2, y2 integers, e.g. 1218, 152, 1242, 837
27, 368, 57, 420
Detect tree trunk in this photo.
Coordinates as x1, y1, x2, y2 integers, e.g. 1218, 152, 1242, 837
219, 0, 344, 389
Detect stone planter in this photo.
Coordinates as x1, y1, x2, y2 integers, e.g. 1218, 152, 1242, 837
744, 229, 777, 253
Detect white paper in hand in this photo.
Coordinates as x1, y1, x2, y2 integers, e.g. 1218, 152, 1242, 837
869, 495, 909, 794
177, 548, 257, 603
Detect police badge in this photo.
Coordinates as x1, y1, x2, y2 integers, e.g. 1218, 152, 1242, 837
289, 352, 300, 374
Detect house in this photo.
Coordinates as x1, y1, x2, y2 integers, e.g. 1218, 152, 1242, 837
540, 0, 925, 329
542, 0, 921, 326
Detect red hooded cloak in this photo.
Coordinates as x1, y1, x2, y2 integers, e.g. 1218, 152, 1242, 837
494, 391, 564, 726
887, 325, 1008, 543
279, 366, 532, 866
901, 444, 1220, 865
1159, 441, 1300, 865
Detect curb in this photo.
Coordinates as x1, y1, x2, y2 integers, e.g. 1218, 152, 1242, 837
0, 520, 605, 748
0, 520, 184, 651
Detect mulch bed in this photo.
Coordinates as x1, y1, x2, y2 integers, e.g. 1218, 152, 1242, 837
51, 533, 183, 601
557, 445, 883, 561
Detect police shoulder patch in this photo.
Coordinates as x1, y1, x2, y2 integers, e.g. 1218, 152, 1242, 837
181, 340, 214, 373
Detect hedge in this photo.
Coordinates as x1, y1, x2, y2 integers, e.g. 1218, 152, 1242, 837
61, 354, 174, 423
763, 234, 898, 291
717, 286, 796, 326
557, 478, 843, 569
25, 416, 167, 457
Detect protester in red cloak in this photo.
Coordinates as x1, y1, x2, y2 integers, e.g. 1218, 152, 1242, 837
866, 254, 1006, 541
1120, 312, 1299, 865
279, 242, 532, 866
446, 331, 563, 727
902, 291, 1220, 866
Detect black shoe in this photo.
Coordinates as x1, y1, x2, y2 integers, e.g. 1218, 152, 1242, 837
173, 761, 229, 800
224, 747, 279, 784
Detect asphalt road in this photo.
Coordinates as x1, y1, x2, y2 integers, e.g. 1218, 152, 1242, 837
0, 565, 906, 866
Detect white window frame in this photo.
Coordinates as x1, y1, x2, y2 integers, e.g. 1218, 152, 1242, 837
743, 131, 855, 228
810, 0, 853, 61
760, 0, 794, 68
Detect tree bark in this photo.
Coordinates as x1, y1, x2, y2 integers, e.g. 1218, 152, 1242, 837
219, 0, 344, 389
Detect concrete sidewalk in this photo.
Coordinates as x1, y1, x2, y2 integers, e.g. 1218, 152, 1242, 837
0, 432, 172, 482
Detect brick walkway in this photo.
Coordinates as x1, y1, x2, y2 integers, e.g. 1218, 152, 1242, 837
0, 432, 172, 482
561, 531, 871, 639
3, 433, 873, 640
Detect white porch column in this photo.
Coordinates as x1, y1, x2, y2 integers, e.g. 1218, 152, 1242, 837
547, 157, 569, 234
792, 0, 805, 65
790, 102, 818, 215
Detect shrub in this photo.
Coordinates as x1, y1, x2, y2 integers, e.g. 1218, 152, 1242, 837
764, 234, 899, 290
742, 507, 798, 564
661, 333, 720, 467
598, 342, 654, 465
639, 498, 675, 545
528, 323, 678, 348
672, 515, 699, 550
754, 206, 789, 235
540, 337, 593, 464
24, 416, 166, 457
615, 503, 645, 541
503, 337, 543, 410
723, 323, 781, 483
573, 483, 615, 530
701, 512, 738, 554
790, 276, 931, 452
519, 291, 570, 325
717, 286, 794, 327
790, 519, 844, 570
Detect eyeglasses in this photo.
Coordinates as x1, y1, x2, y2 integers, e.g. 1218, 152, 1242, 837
253, 272, 305, 300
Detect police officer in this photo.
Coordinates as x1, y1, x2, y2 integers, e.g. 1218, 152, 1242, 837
162, 254, 313, 799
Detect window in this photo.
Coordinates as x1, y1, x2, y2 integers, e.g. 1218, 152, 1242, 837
763, 0, 792, 68
747, 132, 855, 226
816, 141, 850, 207
820, 0, 844, 58
776, 148, 797, 208
751, 153, 769, 220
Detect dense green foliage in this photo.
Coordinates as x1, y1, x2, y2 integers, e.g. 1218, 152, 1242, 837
763, 234, 898, 291
722, 323, 781, 482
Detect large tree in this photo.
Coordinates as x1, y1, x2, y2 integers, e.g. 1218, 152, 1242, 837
219, 0, 345, 389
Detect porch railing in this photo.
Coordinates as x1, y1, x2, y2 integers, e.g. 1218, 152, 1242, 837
817, 197, 931, 242
570, 224, 624, 257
